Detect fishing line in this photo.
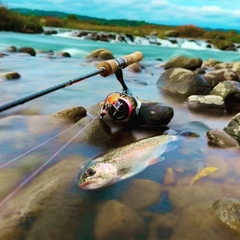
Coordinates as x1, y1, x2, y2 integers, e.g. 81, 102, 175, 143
0, 121, 80, 169
0, 115, 98, 209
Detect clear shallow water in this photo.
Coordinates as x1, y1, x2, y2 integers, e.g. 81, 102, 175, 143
0, 31, 240, 240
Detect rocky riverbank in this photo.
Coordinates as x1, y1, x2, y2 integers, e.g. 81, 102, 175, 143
0, 45, 240, 240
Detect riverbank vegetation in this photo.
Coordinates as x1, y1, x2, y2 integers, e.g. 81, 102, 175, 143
1, 4, 240, 50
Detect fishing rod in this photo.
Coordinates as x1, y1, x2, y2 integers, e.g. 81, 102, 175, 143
0, 51, 143, 113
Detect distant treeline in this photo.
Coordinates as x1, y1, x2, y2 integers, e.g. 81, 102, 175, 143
1, 5, 240, 50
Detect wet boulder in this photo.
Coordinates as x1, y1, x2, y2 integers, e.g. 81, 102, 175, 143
5, 72, 21, 80
57, 52, 71, 57
7, 46, 17, 52
156, 68, 211, 97
136, 101, 174, 127
186, 95, 225, 112
77, 31, 89, 37
127, 62, 142, 73
50, 106, 87, 122
204, 69, 240, 88
94, 200, 145, 240
85, 48, 114, 60
224, 112, 240, 142
206, 129, 239, 148
19, 47, 36, 56
164, 56, 202, 71
210, 80, 240, 100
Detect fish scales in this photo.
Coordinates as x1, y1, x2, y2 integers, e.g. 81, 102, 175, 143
77, 134, 177, 190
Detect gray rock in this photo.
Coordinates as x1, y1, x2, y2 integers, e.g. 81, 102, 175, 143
224, 112, 240, 142
186, 95, 225, 112
164, 56, 202, 71
136, 101, 174, 127
207, 129, 239, 148
156, 68, 211, 97
204, 69, 240, 88
19, 47, 36, 56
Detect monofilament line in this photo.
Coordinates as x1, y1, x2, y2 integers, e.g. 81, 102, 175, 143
0, 122, 79, 169
0, 116, 98, 209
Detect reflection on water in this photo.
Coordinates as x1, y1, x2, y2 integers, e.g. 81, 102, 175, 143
0, 33, 240, 239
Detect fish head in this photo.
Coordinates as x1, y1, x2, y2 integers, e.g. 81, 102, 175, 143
76, 160, 118, 190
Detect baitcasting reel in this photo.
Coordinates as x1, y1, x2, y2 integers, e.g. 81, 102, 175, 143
100, 69, 141, 122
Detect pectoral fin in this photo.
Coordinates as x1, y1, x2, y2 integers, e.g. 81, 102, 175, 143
148, 156, 165, 166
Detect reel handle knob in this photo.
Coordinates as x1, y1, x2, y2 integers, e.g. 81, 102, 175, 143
97, 51, 143, 77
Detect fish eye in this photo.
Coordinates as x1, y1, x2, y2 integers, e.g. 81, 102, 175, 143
86, 169, 96, 177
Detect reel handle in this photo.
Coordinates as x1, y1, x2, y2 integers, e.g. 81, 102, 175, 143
97, 51, 143, 77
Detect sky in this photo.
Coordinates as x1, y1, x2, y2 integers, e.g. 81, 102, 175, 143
3, 0, 240, 30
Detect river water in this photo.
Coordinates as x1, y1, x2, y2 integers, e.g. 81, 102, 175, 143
0, 30, 240, 240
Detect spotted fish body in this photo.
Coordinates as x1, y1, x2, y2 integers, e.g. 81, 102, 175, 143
76, 134, 177, 190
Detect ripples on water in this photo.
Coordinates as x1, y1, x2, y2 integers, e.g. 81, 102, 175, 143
0, 31, 239, 240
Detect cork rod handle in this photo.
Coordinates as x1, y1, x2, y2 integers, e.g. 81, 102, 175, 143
97, 51, 143, 77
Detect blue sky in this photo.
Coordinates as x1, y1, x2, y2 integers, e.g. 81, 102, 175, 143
4, 0, 240, 30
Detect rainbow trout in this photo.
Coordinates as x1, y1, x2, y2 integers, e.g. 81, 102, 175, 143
76, 134, 177, 190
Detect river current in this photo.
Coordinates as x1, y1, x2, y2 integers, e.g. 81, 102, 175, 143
0, 30, 239, 240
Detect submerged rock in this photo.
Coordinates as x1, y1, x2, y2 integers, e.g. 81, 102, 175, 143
224, 112, 240, 142
94, 200, 145, 240
50, 106, 87, 122
19, 47, 36, 56
164, 56, 202, 71
121, 179, 164, 211
186, 95, 225, 112
156, 68, 211, 97
136, 101, 174, 127
204, 69, 240, 88
170, 202, 240, 240
206, 129, 239, 148
211, 198, 240, 233
163, 168, 176, 185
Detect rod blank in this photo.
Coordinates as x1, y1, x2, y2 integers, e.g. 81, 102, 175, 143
0, 69, 103, 113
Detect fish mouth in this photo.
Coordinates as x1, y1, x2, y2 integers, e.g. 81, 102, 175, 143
78, 179, 102, 190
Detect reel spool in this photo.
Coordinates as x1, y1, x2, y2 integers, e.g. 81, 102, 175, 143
100, 92, 139, 122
